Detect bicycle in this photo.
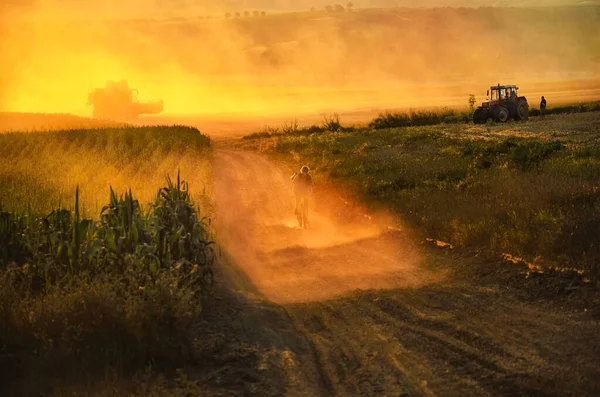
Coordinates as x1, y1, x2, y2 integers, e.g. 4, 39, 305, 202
295, 195, 309, 229
291, 166, 313, 229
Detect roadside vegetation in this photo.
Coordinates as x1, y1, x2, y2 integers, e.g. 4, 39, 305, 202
370, 100, 600, 129
529, 101, 600, 117
369, 108, 470, 129
241, 111, 600, 279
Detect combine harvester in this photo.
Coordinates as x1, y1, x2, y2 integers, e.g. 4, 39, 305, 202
87, 80, 164, 121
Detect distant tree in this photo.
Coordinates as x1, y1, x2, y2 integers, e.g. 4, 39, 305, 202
469, 94, 476, 112
346, 2, 354, 10
261, 11, 266, 16
225, 12, 231, 18
235, 12, 240, 17
244, 10, 250, 17
334, 3, 345, 12
253, 10, 259, 16
325, 4, 333, 12
310, 7, 315, 11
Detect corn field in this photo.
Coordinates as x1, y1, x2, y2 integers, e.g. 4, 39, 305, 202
0, 125, 212, 215
0, 172, 214, 290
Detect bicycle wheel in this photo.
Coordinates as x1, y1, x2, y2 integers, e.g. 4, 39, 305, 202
300, 197, 309, 229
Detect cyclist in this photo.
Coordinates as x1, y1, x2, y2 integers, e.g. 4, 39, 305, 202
291, 165, 313, 228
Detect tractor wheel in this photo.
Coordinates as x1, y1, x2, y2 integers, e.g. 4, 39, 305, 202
473, 108, 486, 124
494, 106, 509, 123
515, 99, 529, 121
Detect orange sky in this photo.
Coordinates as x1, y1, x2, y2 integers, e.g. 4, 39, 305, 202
1, 2, 599, 118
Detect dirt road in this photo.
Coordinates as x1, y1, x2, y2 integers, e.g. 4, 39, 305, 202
213, 149, 600, 396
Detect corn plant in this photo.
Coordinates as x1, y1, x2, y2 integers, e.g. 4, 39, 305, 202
0, 204, 30, 269
13, 186, 94, 283
150, 171, 214, 283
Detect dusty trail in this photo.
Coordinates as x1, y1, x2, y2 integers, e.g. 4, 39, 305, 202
213, 148, 600, 396
213, 149, 430, 304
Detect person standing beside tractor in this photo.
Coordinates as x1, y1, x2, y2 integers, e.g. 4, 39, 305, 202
540, 96, 547, 118
291, 165, 313, 229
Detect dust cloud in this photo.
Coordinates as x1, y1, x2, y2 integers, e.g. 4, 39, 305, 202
213, 150, 431, 303
1, 1, 599, 120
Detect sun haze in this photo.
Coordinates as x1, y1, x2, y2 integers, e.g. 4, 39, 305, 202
1, 0, 599, 125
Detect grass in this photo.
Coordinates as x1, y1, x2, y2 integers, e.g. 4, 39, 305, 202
369, 108, 470, 129
243, 109, 470, 140
243, 113, 354, 140
239, 112, 600, 279
529, 101, 600, 117
0, 175, 214, 395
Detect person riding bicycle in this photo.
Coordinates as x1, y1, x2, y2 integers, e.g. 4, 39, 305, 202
291, 165, 313, 228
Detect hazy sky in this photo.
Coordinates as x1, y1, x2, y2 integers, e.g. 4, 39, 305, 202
1, 0, 599, 116
3, 0, 598, 16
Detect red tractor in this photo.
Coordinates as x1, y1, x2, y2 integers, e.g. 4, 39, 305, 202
473, 84, 529, 124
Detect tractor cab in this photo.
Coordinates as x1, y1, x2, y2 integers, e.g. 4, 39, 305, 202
487, 84, 519, 105
474, 83, 529, 124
